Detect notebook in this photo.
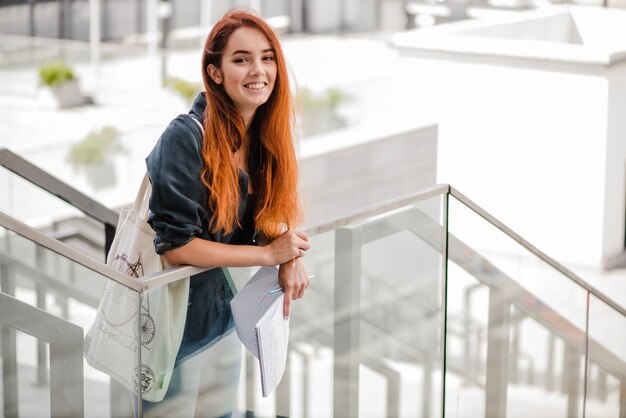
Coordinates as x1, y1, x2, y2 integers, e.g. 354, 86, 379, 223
230, 266, 289, 397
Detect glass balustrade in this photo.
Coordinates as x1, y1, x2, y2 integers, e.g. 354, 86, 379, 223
1, 184, 626, 418
216, 195, 447, 418
446, 194, 589, 418
0, 165, 108, 263
587, 294, 626, 417
0, 225, 142, 418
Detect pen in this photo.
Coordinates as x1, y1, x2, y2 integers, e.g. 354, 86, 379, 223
267, 275, 315, 295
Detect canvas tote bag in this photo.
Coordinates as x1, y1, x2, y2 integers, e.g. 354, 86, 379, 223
84, 173, 189, 402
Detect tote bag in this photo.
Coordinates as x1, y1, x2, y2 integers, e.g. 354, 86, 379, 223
84, 173, 190, 402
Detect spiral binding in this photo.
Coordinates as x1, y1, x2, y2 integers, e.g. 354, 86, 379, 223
255, 326, 269, 397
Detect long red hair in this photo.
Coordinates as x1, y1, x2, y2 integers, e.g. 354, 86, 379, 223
201, 9, 301, 239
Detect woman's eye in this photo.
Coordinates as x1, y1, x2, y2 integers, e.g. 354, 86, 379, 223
234, 58, 248, 63
263, 56, 274, 61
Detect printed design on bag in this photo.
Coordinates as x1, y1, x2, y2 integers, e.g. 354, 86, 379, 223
134, 364, 155, 394
113, 252, 145, 278
100, 282, 139, 326
135, 313, 156, 345
99, 252, 146, 326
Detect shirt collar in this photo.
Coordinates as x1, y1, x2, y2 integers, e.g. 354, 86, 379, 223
189, 92, 207, 121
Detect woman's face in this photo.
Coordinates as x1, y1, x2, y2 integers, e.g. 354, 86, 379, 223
209, 27, 277, 121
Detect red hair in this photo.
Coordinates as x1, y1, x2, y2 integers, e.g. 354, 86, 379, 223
201, 9, 301, 239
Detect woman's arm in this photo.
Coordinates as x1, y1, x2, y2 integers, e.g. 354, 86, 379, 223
163, 228, 310, 269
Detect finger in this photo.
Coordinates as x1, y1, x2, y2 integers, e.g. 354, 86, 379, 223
297, 283, 305, 299
283, 293, 291, 319
295, 230, 309, 241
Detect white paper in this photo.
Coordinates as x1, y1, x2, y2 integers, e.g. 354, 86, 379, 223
255, 295, 289, 397
229, 266, 290, 396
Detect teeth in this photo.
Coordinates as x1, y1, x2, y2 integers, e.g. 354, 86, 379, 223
245, 83, 265, 90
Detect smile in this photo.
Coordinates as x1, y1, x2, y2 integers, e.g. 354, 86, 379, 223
244, 82, 266, 90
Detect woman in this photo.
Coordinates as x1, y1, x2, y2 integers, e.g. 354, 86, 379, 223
144, 9, 310, 417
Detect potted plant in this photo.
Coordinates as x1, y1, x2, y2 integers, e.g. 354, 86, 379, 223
299, 87, 350, 136
67, 126, 126, 190
165, 77, 202, 106
38, 60, 84, 108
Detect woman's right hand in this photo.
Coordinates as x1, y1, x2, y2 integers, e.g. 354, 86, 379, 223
264, 229, 310, 266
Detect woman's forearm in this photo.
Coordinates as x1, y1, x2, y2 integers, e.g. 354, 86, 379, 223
164, 228, 310, 269
163, 237, 270, 268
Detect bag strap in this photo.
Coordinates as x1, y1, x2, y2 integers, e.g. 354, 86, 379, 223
133, 115, 202, 220
189, 114, 204, 134
133, 173, 151, 220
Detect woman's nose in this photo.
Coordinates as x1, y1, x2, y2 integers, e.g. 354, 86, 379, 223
250, 60, 265, 77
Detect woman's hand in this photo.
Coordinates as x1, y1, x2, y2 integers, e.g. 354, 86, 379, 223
264, 229, 310, 266
278, 258, 310, 319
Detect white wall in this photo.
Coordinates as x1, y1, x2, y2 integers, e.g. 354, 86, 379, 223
299, 123, 438, 225
602, 62, 626, 264
393, 54, 613, 266
390, 6, 626, 267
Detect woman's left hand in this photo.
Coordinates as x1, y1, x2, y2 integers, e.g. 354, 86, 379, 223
278, 258, 310, 319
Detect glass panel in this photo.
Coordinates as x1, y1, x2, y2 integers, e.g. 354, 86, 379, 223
0, 165, 107, 262
196, 195, 447, 417
446, 195, 588, 418
586, 294, 626, 418
0, 226, 142, 417
227, 195, 446, 418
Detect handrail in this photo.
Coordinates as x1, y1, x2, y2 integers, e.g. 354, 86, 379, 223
0, 210, 144, 292
1, 180, 625, 320
449, 186, 626, 319
0, 148, 118, 227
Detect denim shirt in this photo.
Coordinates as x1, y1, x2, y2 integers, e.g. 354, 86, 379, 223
145, 92, 256, 365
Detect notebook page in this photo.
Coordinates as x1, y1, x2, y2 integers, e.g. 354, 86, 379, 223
255, 294, 289, 397
230, 266, 282, 357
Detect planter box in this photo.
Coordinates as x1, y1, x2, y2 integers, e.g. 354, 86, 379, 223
40, 79, 84, 108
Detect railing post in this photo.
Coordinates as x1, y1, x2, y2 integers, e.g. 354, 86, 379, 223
422, 354, 433, 418
546, 334, 556, 391
1, 263, 18, 418
246, 353, 256, 417
563, 344, 581, 418
275, 350, 291, 418
509, 313, 520, 384
619, 377, 626, 418
334, 227, 363, 418
49, 340, 84, 418
596, 367, 607, 401
463, 283, 481, 380
36, 246, 49, 386
110, 380, 134, 418
484, 286, 510, 418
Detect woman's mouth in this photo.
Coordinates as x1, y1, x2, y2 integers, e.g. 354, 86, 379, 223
244, 82, 266, 90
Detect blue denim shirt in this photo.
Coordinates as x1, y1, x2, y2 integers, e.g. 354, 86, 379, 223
146, 92, 256, 365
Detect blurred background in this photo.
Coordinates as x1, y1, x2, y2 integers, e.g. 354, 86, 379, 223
2, 0, 626, 417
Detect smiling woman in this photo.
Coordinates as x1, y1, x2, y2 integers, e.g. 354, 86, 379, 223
207, 27, 278, 126
139, 8, 311, 418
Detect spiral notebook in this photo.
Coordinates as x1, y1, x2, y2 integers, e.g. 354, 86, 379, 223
230, 266, 290, 397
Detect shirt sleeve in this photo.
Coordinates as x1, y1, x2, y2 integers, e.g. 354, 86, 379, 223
146, 115, 210, 255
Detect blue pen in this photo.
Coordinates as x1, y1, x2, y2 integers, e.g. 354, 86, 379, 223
267, 275, 315, 295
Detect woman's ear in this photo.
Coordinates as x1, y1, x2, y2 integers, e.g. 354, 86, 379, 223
208, 64, 223, 85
